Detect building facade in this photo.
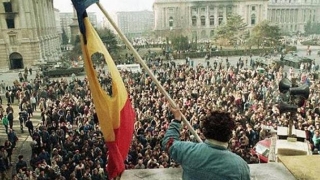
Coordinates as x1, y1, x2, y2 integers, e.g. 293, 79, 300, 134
60, 12, 97, 42
268, 0, 320, 33
116, 10, 154, 38
0, 0, 61, 69
153, 0, 269, 40
54, 8, 62, 40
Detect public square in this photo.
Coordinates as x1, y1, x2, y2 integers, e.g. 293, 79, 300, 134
0, 42, 318, 179
1, 0, 320, 179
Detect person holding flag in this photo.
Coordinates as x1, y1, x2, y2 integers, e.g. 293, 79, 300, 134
162, 105, 250, 180
71, 0, 135, 179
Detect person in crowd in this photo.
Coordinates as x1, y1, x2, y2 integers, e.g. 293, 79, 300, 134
7, 129, 18, 149
25, 118, 34, 136
0, 154, 8, 180
30, 95, 37, 112
134, 159, 145, 169
15, 155, 27, 173
2, 114, 9, 134
7, 111, 13, 130
4, 140, 12, 166
312, 130, 320, 154
162, 105, 250, 180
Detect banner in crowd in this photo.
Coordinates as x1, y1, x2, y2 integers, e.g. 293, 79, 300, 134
71, 0, 135, 178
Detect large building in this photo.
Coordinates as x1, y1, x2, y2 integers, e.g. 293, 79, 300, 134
59, 12, 98, 42
54, 8, 63, 41
153, 0, 269, 40
268, 0, 320, 33
115, 10, 154, 38
0, 0, 61, 69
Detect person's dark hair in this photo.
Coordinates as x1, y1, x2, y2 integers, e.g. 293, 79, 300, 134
202, 111, 235, 142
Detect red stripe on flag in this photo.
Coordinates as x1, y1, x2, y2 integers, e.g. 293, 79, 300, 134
107, 98, 135, 178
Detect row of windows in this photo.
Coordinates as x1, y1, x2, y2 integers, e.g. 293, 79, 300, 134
191, 15, 223, 26
168, 14, 256, 27
191, 6, 234, 13
190, 6, 256, 14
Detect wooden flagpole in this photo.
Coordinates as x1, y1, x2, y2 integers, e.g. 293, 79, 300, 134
96, 2, 202, 143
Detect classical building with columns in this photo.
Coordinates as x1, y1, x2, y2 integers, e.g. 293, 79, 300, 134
268, 0, 320, 33
0, 0, 61, 70
153, 0, 269, 40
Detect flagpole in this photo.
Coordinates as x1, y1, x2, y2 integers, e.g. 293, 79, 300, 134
96, 2, 203, 143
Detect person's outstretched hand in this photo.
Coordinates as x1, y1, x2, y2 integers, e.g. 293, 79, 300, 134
170, 104, 181, 121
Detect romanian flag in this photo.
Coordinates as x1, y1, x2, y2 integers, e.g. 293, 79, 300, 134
71, 0, 135, 178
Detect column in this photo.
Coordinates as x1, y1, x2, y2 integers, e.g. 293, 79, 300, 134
28, 0, 37, 39
163, 7, 166, 28
258, 4, 261, 23
20, 0, 27, 28
214, 6, 218, 27
223, 6, 227, 23
206, 5, 209, 28
188, 6, 190, 27
39, 1, 46, 60
278, 9, 280, 23
273, 9, 275, 22
285, 9, 290, 25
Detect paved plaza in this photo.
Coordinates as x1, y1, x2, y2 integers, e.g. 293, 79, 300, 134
0, 43, 317, 178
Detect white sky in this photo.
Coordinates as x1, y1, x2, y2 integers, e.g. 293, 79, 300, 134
53, 0, 155, 13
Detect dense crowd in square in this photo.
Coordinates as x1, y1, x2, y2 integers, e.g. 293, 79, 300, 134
0, 54, 318, 179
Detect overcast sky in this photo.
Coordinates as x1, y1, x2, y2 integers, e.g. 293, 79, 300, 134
53, 0, 155, 13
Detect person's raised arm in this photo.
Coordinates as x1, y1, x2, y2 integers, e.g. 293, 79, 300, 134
161, 105, 182, 153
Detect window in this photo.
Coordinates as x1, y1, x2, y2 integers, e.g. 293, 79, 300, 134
209, 6, 214, 13
201, 30, 206, 38
3, 2, 12, 12
210, 15, 215, 26
218, 15, 223, 25
251, 14, 256, 25
252, 6, 256, 11
201, 16, 206, 26
6, 18, 15, 29
192, 8, 197, 14
227, 6, 233, 16
192, 16, 197, 26
9, 35, 16, 45
201, 8, 206, 13
169, 17, 173, 27
210, 30, 214, 37
168, 8, 174, 13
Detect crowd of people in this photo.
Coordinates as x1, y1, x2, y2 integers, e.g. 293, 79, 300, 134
0, 52, 318, 179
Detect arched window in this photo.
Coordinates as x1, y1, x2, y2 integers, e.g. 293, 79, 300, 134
201, 16, 206, 26
210, 15, 215, 26
251, 14, 256, 25
169, 16, 173, 27
192, 16, 197, 26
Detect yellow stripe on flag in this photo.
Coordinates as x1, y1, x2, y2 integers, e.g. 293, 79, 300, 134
80, 17, 127, 142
